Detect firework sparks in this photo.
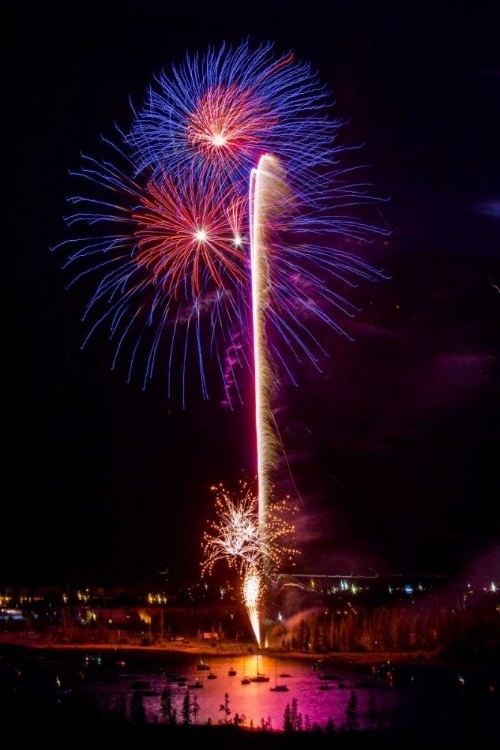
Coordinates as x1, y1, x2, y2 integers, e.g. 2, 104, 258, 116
201, 480, 299, 579
53, 156, 251, 405
55, 40, 387, 642
201, 479, 299, 643
134, 171, 247, 299
250, 154, 294, 544
126, 42, 344, 195
54, 41, 388, 405
242, 566, 262, 646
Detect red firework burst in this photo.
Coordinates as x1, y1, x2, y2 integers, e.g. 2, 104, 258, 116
186, 83, 278, 173
133, 172, 248, 298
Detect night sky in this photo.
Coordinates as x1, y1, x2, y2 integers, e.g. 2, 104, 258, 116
5, 1, 499, 589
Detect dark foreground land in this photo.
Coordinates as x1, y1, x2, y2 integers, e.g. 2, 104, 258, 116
4, 698, 499, 745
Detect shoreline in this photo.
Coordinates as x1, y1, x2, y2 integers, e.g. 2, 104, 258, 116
0, 634, 440, 665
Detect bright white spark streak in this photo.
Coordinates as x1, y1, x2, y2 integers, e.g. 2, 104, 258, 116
249, 154, 287, 533
243, 566, 261, 646
249, 154, 291, 645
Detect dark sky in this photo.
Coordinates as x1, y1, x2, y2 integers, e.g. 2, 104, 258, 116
4, 1, 499, 589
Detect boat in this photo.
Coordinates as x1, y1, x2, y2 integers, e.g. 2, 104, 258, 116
187, 679, 203, 689
249, 651, 270, 682
166, 672, 188, 684
228, 650, 237, 676
240, 654, 251, 683
196, 659, 211, 671
270, 660, 289, 691
207, 672, 217, 679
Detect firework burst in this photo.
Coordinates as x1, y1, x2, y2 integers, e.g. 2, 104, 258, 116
54, 41, 388, 405
201, 479, 299, 581
126, 41, 344, 195
54, 152, 252, 403
201, 478, 299, 643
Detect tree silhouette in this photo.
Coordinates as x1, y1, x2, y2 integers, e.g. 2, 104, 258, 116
345, 690, 359, 733
219, 692, 231, 724
129, 691, 147, 725
160, 682, 177, 725
181, 691, 191, 725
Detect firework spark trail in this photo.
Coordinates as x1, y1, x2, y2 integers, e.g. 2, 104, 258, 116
248, 154, 302, 637
250, 155, 290, 538
242, 566, 262, 646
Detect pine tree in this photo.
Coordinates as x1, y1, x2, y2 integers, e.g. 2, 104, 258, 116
284, 698, 302, 733
181, 691, 191, 725
345, 690, 359, 733
192, 693, 200, 723
290, 697, 302, 731
219, 692, 231, 724
129, 691, 147, 725
283, 703, 293, 733
325, 715, 337, 735
161, 682, 177, 725
114, 691, 127, 723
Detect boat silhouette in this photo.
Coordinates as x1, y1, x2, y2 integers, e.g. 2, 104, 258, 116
249, 652, 270, 682
196, 659, 211, 671
270, 660, 289, 691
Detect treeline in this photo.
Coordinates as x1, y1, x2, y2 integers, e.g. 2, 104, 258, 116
274, 597, 499, 661
8, 594, 499, 662
3, 683, 497, 743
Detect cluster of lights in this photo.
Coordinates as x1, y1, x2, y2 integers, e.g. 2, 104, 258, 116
147, 593, 168, 604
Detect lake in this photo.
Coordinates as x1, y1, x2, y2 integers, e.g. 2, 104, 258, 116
2, 645, 499, 738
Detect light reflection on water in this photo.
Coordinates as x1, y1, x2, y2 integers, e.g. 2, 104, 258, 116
87, 653, 369, 729
3, 643, 498, 736
69, 650, 499, 734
